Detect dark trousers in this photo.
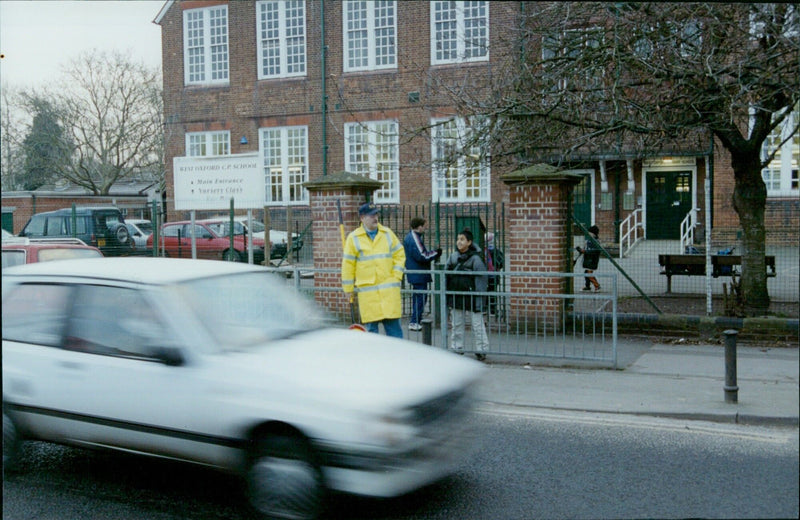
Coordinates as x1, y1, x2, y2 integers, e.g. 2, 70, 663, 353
410, 282, 428, 324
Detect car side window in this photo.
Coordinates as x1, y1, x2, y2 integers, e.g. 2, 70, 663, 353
45, 217, 67, 236
2, 283, 73, 346
63, 285, 170, 361
1, 250, 27, 269
163, 225, 181, 238
23, 216, 46, 236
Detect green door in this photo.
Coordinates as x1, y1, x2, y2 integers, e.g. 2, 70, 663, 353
1, 211, 13, 233
646, 171, 692, 239
572, 174, 592, 228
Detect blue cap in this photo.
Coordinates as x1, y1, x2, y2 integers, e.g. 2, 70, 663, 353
358, 202, 379, 216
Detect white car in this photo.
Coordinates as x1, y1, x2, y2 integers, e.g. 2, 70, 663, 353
2, 258, 484, 519
124, 219, 153, 251
207, 216, 302, 259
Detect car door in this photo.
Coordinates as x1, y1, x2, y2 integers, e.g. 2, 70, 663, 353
186, 224, 222, 260
5, 282, 224, 465
160, 224, 186, 258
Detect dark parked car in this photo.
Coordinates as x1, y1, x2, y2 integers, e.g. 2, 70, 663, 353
19, 207, 133, 256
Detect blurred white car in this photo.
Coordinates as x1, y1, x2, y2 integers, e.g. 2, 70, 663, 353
124, 219, 153, 251
2, 258, 484, 519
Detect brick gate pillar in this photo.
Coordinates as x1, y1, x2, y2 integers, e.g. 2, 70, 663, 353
501, 164, 584, 325
304, 172, 383, 318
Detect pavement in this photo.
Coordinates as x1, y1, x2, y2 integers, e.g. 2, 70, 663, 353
473, 337, 799, 427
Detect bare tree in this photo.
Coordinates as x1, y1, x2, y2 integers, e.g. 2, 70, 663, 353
55, 50, 163, 195
0, 84, 26, 191
442, 2, 799, 315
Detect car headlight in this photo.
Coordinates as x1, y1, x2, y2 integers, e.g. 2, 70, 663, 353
365, 409, 419, 450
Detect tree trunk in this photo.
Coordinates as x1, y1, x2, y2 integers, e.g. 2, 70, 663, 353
730, 151, 770, 315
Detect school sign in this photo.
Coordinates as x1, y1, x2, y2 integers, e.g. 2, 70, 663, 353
173, 154, 264, 210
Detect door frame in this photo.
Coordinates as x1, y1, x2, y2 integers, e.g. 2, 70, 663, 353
642, 159, 698, 239
566, 168, 596, 230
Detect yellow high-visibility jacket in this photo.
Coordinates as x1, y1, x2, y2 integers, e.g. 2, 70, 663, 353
342, 223, 406, 323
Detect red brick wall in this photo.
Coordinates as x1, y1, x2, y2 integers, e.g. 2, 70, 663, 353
159, 1, 518, 220
505, 181, 572, 319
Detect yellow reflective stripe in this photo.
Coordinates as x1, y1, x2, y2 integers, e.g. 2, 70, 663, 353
355, 281, 402, 293
360, 252, 393, 261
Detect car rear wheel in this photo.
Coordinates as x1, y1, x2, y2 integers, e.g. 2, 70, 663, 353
3, 411, 20, 474
247, 434, 325, 520
111, 223, 130, 245
223, 249, 243, 262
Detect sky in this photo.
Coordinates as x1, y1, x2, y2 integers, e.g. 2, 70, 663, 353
0, 0, 164, 89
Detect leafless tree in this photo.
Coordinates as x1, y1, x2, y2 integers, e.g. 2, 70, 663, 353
439, 2, 799, 315
0, 84, 27, 191
55, 50, 163, 195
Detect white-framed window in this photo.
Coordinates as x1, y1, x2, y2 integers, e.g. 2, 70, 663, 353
343, 1, 396, 72
431, 117, 490, 202
762, 103, 799, 196
431, 1, 488, 65
260, 126, 309, 205
542, 27, 604, 92
256, 1, 307, 79
344, 120, 399, 203
186, 131, 230, 157
183, 5, 229, 86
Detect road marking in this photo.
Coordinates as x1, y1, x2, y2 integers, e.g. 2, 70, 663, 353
477, 404, 798, 444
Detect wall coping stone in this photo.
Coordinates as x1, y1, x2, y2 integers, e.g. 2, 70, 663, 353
304, 171, 383, 192
502, 163, 585, 186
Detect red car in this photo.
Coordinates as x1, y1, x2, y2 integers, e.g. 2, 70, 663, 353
147, 220, 267, 263
2, 237, 103, 269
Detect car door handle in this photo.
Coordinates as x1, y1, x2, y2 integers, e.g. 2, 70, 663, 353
58, 361, 85, 370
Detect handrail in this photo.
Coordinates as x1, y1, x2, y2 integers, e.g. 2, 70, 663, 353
618, 208, 644, 258
679, 208, 699, 253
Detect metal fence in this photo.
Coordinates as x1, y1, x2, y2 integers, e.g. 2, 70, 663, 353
269, 266, 619, 368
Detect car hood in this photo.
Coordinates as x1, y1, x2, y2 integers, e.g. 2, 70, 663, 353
211, 328, 485, 412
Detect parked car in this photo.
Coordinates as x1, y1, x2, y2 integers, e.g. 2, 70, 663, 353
18, 206, 133, 256
1, 237, 103, 269
210, 215, 303, 260
148, 220, 266, 264
2, 257, 484, 519
124, 219, 153, 251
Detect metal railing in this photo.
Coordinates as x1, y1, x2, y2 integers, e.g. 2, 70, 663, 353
267, 266, 619, 368
618, 208, 644, 258
679, 208, 700, 253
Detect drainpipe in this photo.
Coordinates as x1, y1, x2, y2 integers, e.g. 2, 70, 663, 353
320, 0, 328, 176
705, 143, 713, 315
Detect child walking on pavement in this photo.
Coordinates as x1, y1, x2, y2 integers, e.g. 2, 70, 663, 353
576, 225, 602, 291
445, 228, 489, 361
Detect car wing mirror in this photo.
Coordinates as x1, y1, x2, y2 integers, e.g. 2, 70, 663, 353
154, 346, 184, 366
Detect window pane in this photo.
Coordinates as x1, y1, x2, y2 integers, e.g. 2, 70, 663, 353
184, 6, 228, 85
259, 1, 306, 79
2, 284, 73, 346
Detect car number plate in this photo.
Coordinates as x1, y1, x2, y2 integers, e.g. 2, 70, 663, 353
97, 239, 106, 246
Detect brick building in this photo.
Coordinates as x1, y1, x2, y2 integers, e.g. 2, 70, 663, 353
154, 0, 798, 250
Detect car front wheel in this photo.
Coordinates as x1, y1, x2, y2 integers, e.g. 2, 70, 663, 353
247, 434, 325, 520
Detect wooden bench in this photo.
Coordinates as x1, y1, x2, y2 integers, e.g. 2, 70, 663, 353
658, 254, 776, 293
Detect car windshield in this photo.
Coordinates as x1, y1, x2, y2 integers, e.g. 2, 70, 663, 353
168, 271, 328, 349
37, 248, 103, 262
206, 221, 246, 237
136, 222, 153, 234
246, 219, 266, 233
